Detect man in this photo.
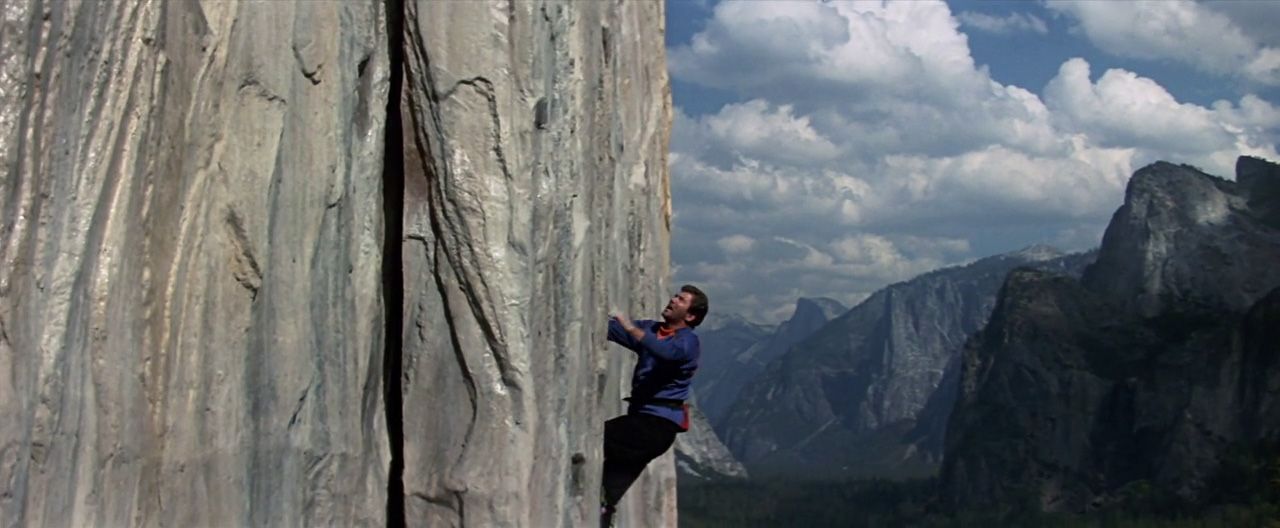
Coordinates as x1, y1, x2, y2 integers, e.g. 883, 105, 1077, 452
600, 284, 708, 527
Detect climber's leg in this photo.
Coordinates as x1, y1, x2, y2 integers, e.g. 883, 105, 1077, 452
600, 413, 679, 512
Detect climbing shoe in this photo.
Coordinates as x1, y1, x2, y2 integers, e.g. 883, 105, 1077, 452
599, 505, 616, 528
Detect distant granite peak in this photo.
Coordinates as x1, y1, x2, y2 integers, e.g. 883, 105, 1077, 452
701, 312, 771, 333
1006, 244, 1065, 262
1083, 158, 1280, 317
794, 296, 848, 321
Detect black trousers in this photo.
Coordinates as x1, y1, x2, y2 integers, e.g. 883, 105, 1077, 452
600, 412, 680, 509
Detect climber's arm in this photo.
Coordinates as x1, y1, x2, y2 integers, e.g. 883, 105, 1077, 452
607, 316, 644, 350
611, 314, 696, 362
635, 330, 697, 362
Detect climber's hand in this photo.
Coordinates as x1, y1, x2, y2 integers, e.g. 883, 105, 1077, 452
612, 311, 636, 331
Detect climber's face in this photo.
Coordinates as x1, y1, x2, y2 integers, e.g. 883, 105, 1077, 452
661, 291, 696, 327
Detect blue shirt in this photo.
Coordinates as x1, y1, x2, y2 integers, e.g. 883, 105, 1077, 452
607, 319, 701, 427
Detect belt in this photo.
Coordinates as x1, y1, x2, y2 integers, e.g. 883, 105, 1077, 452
624, 397, 685, 409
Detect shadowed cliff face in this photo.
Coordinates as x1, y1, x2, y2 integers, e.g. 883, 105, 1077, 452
945, 271, 1280, 513
0, 1, 674, 527
943, 158, 1280, 513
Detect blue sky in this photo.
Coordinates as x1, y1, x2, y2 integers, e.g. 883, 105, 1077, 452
663, 0, 1280, 324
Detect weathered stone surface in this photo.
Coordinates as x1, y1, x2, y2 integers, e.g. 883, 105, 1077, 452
1083, 160, 1280, 317
1, 1, 391, 526
1, 0, 678, 527
398, 1, 674, 527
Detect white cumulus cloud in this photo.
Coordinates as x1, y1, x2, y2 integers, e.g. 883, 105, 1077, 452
704, 100, 842, 166
1046, 0, 1280, 86
1043, 58, 1280, 166
1202, 1, 1280, 52
957, 11, 1048, 35
667, 0, 1280, 323
717, 235, 756, 255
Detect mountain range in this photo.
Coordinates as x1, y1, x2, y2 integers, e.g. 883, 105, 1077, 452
681, 156, 1280, 517
716, 245, 1097, 479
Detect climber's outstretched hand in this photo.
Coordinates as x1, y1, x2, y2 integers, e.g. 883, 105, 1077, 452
610, 310, 643, 340
611, 310, 634, 330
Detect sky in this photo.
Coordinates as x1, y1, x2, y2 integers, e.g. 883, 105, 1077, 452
663, 0, 1280, 324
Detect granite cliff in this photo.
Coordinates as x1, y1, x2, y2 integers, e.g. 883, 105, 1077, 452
0, 1, 678, 527
1082, 158, 1280, 317
943, 157, 1280, 513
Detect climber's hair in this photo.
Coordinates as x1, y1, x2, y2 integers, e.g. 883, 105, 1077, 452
681, 284, 709, 328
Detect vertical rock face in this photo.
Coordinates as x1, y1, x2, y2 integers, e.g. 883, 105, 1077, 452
944, 271, 1280, 513
398, 1, 673, 527
944, 270, 1138, 512
1, 1, 391, 526
1, 0, 675, 527
1082, 160, 1280, 317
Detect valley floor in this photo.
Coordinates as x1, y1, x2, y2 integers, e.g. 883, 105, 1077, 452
678, 476, 1280, 528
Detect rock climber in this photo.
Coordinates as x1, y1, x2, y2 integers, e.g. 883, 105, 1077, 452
600, 284, 708, 527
